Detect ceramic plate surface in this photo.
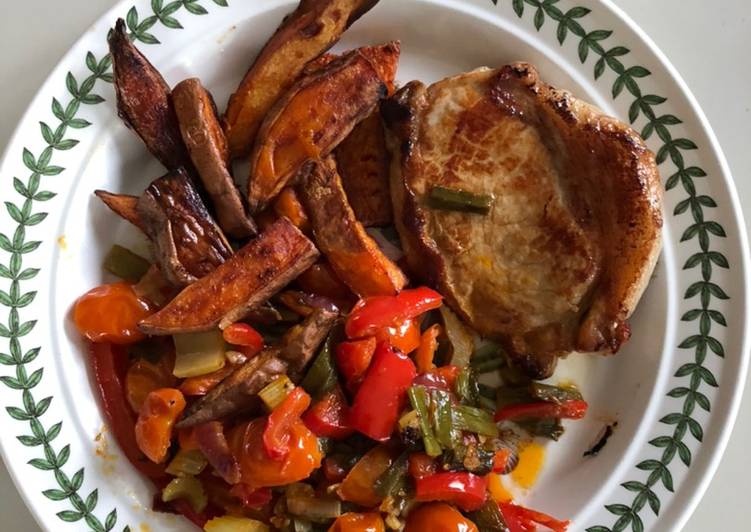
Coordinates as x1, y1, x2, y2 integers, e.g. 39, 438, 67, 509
0, 1, 748, 531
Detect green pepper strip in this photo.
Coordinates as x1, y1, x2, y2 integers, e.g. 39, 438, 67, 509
374, 452, 410, 498
529, 382, 583, 404
427, 186, 494, 215
408, 386, 442, 457
300, 333, 338, 399
103, 244, 151, 283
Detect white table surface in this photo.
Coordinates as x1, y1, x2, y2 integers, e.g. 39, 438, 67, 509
0, 1, 749, 530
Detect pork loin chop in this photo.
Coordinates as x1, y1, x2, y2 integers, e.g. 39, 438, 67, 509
382, 63, 663, 378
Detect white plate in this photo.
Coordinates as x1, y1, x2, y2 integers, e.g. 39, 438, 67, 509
0, 1, 747, 530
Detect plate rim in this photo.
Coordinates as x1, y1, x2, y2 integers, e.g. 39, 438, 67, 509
0, 1, 747, 531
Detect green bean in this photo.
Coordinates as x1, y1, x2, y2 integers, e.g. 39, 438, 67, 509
529, 382, 583, 404
455, 367, 481, 406
408, 386, 442, 457
431, 389, 457, 449
428, 186, 494, 215
454, 405, 499, 437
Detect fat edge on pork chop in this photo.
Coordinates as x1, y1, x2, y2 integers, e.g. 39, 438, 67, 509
383, 62, 663, 379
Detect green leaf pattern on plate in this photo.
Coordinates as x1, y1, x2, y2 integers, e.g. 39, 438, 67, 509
496, 1, 727, 531
0, 2, 228, 530
0, 0, 728, 530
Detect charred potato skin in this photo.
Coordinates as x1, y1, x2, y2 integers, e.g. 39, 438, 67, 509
172, 78, 257, 239
136, 168, 232, 286
108, 19, 189, 170
248, 49, 388, 213
138, 217, 320, 335
94, 190, 146, 232
223, 0, 381, 158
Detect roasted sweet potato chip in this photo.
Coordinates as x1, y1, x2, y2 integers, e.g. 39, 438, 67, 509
223, 0, 380, 158
173, 78, 256, 239
94, 190, 145, 232
137, 168, 232, 286
138, 217, 319, 335
248, 47, 391, 212
335, 112, 393, 227
108, 19, 189, 170
273, 187, 311, 235
299, 157, 407, 297
334, 42, 399, 226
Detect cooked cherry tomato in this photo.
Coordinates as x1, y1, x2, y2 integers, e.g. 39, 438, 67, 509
499, 502, 570, 532
345, 287, 443, 339
263, 387, 311, 459
329, 512, 386, 532
405, 503, 479, 532
179, 364, 235, 396
338, 445, 396, 507
408, 452, 437, 480
336, 337, 376, 392
134, 388, 186, 463
494, 400, 588, 422
222, 323, 264, 358
414, 472, 488, 511
374, 318, 421, 354
231, 418, 322, 489
89, 343, 167, 480
302, 386, 353, 439
74, 282, 152, 344
349, 342, 416, 441
125, 356, 176, 412
415, 324, 441, 373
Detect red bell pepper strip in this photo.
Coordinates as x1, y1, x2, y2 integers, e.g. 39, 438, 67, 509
195, 421, 241, 484
408, 452, 437, 480
336, 337, 377, 392
345, 287, 443, 339
374, 317, 421, 355
349, 341, 417, 441
499, 502, 570, 532
303, 386, 354, 439
89, 342, 167, 481
263, 387, 311, 459
414, 471, 488, 511
222, 323, 264, 358
495, 400, 588, 422
412, 365, 460, 391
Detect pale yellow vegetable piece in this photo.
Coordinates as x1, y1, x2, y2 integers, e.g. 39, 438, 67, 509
173, 330, 226, 378
204, 515, 270, 532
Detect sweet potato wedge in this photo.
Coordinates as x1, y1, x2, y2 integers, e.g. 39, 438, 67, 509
173, 78, 257, 239
138, 217, 319, 335
223, 0, 380, 158
299, 157, 407, 297
177, 307, 336, 428
273, 187, 311, 235
247, 47, 390, 212
108, 19, 189, 170
94, 190, 145, 232
137, 168, 232, 286
335, 112, 393, 226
